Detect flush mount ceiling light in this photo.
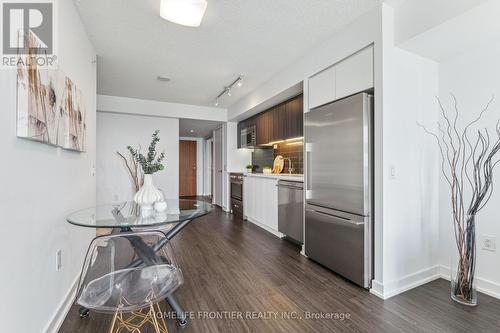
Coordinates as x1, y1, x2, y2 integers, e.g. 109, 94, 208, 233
214, 75, 244, 106
160, 0, 208, 27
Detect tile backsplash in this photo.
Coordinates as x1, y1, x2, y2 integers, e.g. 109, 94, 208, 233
251, 141, 304, 174
273, 142, 304, 174
251, 148, 274, 173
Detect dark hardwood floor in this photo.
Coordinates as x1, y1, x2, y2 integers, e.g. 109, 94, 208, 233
60, 204, 500, 332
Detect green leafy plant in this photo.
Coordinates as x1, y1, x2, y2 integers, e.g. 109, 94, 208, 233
127, 130, 165, 174
245, 164, 253, 169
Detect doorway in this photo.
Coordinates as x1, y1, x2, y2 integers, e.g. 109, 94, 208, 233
179, 140, 197, 197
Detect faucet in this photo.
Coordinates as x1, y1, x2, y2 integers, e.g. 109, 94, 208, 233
284, 157, 294, 175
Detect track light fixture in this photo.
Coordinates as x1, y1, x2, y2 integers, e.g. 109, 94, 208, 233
214, 75, 244, 106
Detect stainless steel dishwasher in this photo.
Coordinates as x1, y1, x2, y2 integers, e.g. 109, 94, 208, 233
277, 180, 304, 243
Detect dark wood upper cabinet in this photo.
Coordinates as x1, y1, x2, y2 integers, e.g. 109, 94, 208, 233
237, 122, 242, 148
238, 94, 303, 147
272, 104, 287, 142
285, 94, 303, 138
256, 111, 272, 145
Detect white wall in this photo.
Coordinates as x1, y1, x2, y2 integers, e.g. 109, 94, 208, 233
179, 137, 205, 196
97, 112, 179, 204
438, 42, 500, 298
378, 41, 440, 298
393, 0, 489, 45
397, 0, 500, 62
98, 94, 227, 121
0, 1, 97, 332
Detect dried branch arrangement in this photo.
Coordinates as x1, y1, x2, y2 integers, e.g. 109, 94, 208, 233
418, 95, 500, 304
117, 148, 144, 192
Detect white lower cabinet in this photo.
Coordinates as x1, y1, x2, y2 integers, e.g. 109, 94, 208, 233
243, 176, 280, 236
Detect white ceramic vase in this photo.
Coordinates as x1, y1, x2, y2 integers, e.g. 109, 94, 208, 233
134, 174, 163, 216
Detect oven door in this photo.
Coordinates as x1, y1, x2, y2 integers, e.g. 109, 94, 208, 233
231, 181, 243, 201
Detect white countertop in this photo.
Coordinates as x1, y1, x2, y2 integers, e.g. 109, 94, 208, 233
244, 173, 304, 182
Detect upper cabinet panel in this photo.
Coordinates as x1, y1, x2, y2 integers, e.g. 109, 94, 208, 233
286, 95, 303, 138
272, 104, 287, 143
308, 66, 336, 110
335, 46, 374, 100
238, 94, 303, 147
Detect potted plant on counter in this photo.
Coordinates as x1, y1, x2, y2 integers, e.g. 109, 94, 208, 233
246, 164, 253, 174
262, 166, 273, 174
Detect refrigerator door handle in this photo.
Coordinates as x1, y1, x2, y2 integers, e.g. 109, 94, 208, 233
305, 208, 365, 226
306, 150, 311, 192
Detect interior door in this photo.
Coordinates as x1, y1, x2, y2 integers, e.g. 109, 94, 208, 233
213, 127, 223, 206
179, 140, 197, 197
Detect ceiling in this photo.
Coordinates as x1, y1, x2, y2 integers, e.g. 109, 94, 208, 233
179, 118, 221, 138
75, 0, 382, 107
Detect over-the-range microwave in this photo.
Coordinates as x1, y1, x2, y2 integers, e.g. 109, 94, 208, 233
240, 125, 256, 148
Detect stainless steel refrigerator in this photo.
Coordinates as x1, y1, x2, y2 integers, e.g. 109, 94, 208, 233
304, 92, 373, 288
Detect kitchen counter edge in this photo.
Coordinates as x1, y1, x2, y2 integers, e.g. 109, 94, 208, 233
243, 173, 304, 182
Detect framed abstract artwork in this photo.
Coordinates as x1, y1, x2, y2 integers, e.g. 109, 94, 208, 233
16, 32, 87, 152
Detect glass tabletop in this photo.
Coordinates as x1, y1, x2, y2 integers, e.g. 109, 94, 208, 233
66, 199, 213, 229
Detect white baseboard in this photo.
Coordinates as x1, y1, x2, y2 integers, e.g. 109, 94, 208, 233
300, 245, 307, 257
370, 279, 385, 299
43, 274, 79, 333
246, 217, 284, 238
439, 265, 500, 300
369, 265, 441, 300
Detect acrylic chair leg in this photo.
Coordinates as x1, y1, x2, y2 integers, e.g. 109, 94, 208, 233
166, 294, 187, 326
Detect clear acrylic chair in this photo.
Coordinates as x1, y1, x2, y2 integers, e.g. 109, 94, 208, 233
76, 230, 183, 333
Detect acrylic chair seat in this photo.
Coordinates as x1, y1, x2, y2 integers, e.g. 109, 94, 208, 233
75, 230, 183, 315
77, 264, 182, 313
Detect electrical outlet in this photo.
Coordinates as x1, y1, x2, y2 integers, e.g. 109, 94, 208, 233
482, 235, 496, 252
56, 249, 62, 271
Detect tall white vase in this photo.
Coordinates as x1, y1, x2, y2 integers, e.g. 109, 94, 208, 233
134, 174, 163, 216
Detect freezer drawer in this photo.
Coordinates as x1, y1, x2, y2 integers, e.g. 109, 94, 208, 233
305, 206, 370, 288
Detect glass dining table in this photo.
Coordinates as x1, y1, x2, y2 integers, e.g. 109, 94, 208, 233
66, 199, 213, 327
